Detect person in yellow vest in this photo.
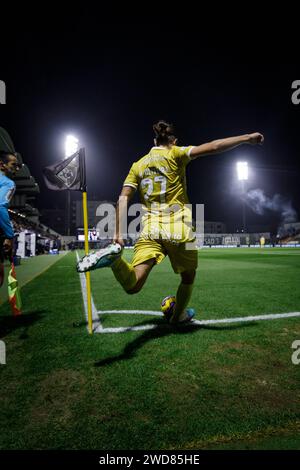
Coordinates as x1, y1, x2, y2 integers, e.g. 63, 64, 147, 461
77, 121, 264, 324
260, 236, 265, 248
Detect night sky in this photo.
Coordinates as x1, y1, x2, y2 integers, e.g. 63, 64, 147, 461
1, 11, 299, 233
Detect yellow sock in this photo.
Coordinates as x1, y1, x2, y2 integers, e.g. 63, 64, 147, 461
173, 283, 194, 319
111, 256, 137, 292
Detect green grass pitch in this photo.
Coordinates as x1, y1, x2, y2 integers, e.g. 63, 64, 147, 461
0, 248, 300, 450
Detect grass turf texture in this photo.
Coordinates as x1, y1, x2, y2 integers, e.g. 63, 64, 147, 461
0, 248, 299, 450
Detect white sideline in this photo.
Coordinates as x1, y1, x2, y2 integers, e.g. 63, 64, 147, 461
76, 252, 103, 332
94, 310, 300, 334
99, 310, 162, 315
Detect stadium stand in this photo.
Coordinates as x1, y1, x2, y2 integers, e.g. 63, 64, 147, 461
280, 230, 300, 246
9, 153, 63, 257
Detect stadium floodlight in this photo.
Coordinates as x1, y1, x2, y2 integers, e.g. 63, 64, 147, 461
65, 135, 79, 158
64, 135, 79, 236
236, 161, 248, 233
236, 161, 248, 181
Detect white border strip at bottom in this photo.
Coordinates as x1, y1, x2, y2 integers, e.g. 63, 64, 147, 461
94, 310, 300, 334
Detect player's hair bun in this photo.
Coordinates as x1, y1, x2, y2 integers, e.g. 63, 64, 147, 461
153, 120, 176, 145
153, 121, 173, 136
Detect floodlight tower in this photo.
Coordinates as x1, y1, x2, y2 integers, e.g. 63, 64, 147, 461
65, 135, 79, 236
236, 161, 248, 232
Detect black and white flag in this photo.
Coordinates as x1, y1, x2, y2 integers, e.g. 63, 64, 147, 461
43, 149, 86, 191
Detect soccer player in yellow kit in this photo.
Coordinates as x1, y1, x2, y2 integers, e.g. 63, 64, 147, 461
77, 121, 264, 324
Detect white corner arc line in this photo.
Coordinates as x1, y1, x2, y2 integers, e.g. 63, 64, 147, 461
76, 252, 103, 332
95, 324, 158, 334
98, 310, 162, 315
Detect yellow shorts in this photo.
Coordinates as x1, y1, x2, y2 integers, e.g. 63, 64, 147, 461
131, 237, 198, 274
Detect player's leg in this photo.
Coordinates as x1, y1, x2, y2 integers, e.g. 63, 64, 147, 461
170, 269, 196, 323
77, 237, 166, 295
129, 260, 155, 293
111, 237, 164, 293
166, 242, 198, 324
111, 257, 155, 294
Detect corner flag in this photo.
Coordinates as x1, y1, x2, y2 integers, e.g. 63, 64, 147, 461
42, 148, 93, 334
8, 261, 22, 316
42, 149, 86, 191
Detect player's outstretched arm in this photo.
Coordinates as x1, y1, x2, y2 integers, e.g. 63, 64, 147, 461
113, 185, 136, 247
189, 132, 264, 160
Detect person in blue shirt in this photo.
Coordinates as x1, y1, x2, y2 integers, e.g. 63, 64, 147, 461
0, 151, 20, 286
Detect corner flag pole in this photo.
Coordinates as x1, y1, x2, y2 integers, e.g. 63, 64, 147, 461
83, 191, 93, 333
42, 145, 93, 333
81, 149, 93, 334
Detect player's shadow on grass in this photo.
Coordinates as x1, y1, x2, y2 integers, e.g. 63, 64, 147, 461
94, 318, 256, 368
0, 310, 46, 339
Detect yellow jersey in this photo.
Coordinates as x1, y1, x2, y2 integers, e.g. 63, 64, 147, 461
123, 145, 195, 243
260, 236, 265, 247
